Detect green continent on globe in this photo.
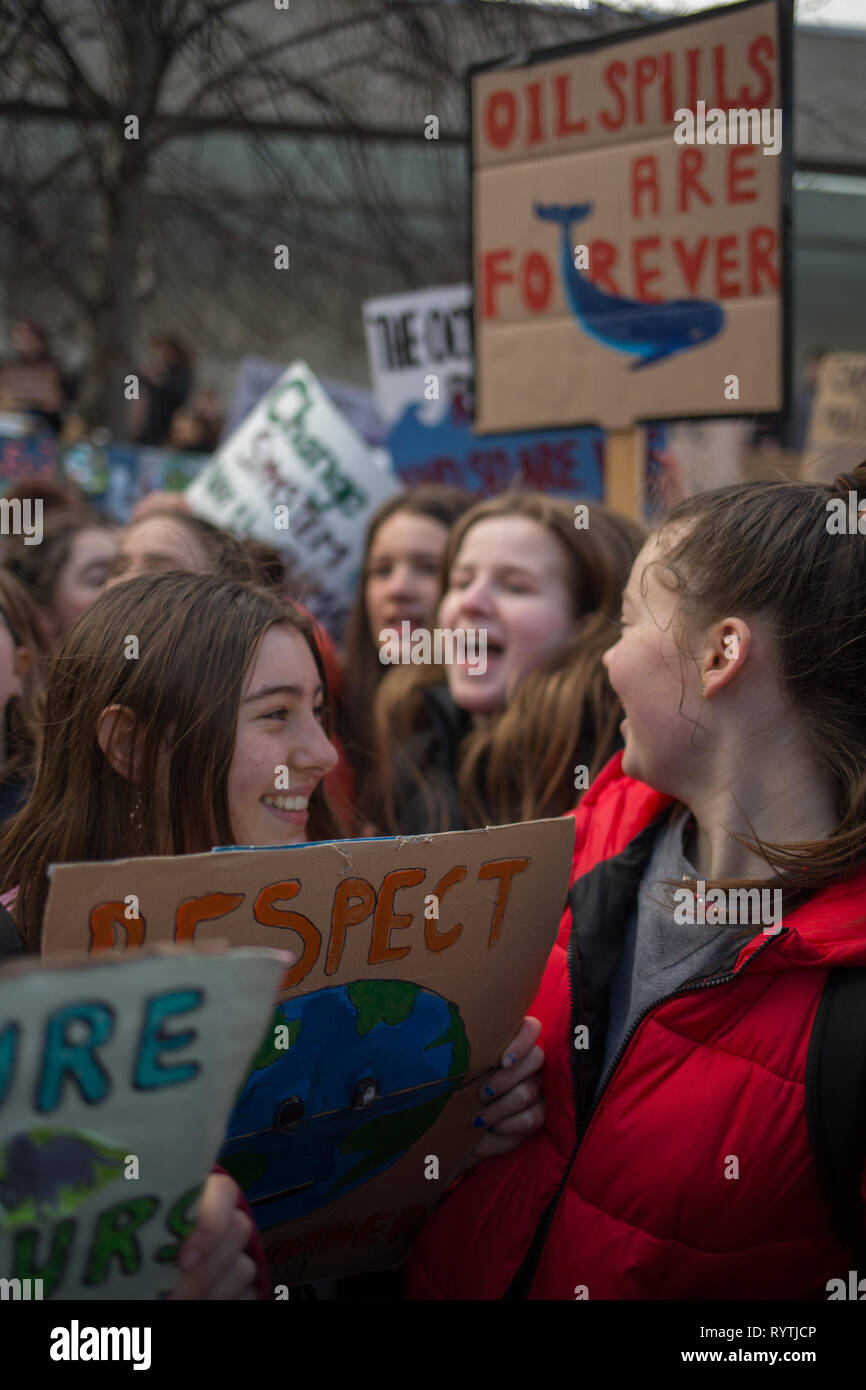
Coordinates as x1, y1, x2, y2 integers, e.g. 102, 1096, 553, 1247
333, 1092, 455, 1193
347, 980, 419, 1036
426, 1002, 470, 1077
250, 1008, 302, 1071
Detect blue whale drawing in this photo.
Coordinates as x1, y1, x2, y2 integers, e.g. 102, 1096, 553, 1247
534, 202, 724, 369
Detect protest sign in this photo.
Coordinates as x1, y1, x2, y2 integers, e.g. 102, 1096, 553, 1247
223, 355, 388, 448
0, 946, 285, 1299
390, 397, 604, 497
471, 0, 792, 434
185, 361, 401, 636
42, 818, 574, 1284
363, 285, 604, 497
802, 353, 866, 481
644, 416, 752, 516
0, 434, 58, 484
363, 285, 474, 427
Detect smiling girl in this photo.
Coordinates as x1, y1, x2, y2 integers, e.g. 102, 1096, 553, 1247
407, 468, 866, 1301
0, 571, 544, 1294
372, 493, 643, 834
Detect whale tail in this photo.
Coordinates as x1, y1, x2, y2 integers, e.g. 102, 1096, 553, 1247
533, 201, 593, 227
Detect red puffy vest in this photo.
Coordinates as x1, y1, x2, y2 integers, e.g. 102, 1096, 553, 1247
406, 753, 866, 1300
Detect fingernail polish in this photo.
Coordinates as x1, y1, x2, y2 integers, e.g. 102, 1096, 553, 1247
504, 1052, 517, 1068
472, 1115, 487, 1128
480, 1084, 495, 1099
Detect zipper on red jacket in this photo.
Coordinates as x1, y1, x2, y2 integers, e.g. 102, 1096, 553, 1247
503, 926, 790, 1300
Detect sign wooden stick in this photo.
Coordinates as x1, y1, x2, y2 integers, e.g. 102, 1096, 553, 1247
605, 427, 644, 520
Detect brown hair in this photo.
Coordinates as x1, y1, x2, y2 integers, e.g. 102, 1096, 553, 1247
340, 487, 472, 818
3, 507, 113, 610
0, 572, 339, 950
374, 492, 645, 831
0, 568, 48, 787
115, 508, 256, 584
652, 461, 866, 915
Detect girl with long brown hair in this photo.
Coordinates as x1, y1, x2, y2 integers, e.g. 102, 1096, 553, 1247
0, 570, 546, 1293
0, 568, 47, 822
340, 487, 472, 825
372, 492, 644, 834
0, 572, 340, 950
408, 465, 866, 1301
4, 506, 118, 649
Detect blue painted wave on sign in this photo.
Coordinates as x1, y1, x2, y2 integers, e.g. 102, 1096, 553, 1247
387, 400, 604, 497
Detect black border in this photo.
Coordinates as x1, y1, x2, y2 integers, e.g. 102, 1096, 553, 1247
466, 0, 795, 436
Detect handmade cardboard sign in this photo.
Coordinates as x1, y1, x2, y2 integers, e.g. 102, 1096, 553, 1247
362, 283, 606, 496
0, 946, 286, 1300
184, 361, 401, 636
471, 0, 791, 433
221, 355, 388, 448
41, 819, 574, 1284
802, 353, 866, 481
363, 285, 475, 427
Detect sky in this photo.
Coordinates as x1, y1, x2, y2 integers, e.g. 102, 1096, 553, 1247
536, 0, 866, 29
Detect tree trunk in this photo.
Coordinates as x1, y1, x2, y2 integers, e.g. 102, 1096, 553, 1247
78, 3, 164, 437
79, 156, 149, 437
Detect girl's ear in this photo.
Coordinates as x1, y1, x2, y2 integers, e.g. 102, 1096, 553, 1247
10, 645, 31, 699
700, 618, 751, 698
96, 704, 141, 781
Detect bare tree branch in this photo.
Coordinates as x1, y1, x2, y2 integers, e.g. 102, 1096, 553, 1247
27, 0, 111, 116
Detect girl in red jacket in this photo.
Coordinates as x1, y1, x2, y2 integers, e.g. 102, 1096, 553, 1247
407, 466, 866, 1301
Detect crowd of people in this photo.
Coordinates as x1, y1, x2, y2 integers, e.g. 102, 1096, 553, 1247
0, 318, 222, 452
0, 456, 864, 1302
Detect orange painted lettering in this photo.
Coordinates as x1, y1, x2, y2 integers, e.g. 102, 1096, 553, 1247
477, 857, 530, 948
89, 901, 146, 952
254, 880, 321, 989
369, 868, 425, 965
175, 892, 244, 943
424, 865, 467, 952
327, 877, 376, 976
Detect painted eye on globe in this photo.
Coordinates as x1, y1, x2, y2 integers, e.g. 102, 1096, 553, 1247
274, 1095, 304, 1132
352, 1078, 380, 1110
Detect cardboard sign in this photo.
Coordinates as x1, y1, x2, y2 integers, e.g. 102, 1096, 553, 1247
644, 416, 752, 516
471, 0, 791, 433
802, 354, 866, 481
363, 285, 474, 427
184, 362, 401, 636
390, 397, 604, 497
0, 946, 286, 1300
41, 819, 574, 1284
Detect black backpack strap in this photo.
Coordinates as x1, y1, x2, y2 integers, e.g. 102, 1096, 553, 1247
0, 902, 24, 962
805, 966, 866, 1271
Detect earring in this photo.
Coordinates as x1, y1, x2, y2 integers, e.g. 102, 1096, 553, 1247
129, 789, 144, 828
